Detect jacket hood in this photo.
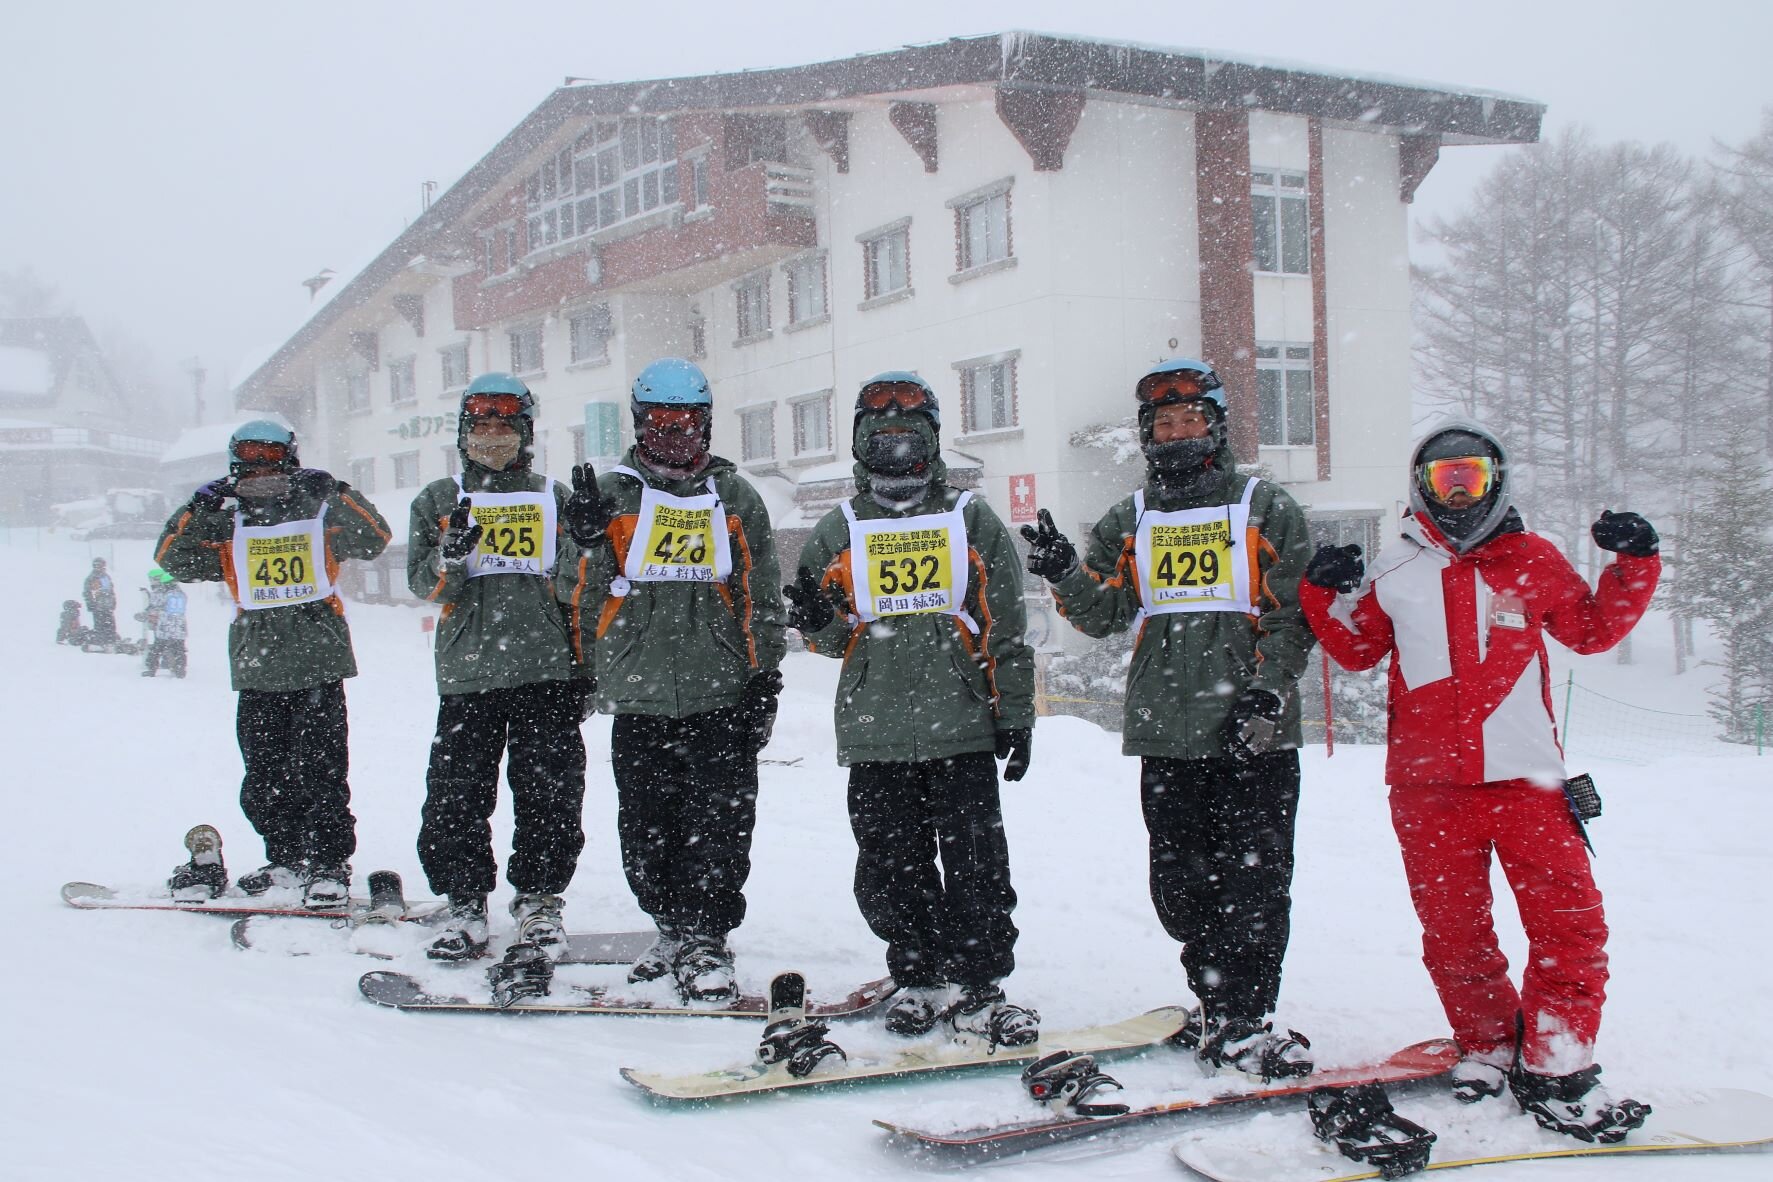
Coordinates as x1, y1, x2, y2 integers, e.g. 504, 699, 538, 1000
850, 411, 946, 495
1407, 417, 1514, 554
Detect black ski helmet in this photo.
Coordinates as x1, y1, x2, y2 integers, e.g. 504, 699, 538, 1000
1409, 423, 1510, 552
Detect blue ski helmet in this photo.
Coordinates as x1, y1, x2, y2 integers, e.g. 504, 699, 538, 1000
1136, 358, 1225, 414
457, 373, 537, 467
631, 358, 713, 410
228, 419, 298, 475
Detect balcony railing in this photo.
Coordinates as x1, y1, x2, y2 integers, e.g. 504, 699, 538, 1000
764, 163, 816, 212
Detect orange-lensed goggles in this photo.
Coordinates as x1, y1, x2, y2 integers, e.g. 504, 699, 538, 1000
641, 405, 706, 432
860, 381, 934, 412
462, 392, 529, 418
233, 440, 291, 464
1136, 374, 1214, 403
1420, 456, 1495, 503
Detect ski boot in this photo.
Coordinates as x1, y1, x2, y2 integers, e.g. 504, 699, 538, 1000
1197, 1015, 1314, 1081
356, 870, 406, 926
302, 865, 351, 911
237, 863, 310, 896
758, 1014, 846, 1077
627, 928, 683, 984
675, 935, 737, 1002
949, 983, 1041, 1049
1021, 1050, 1129, 1117
1308, 1084, 1438, 1179
510, 892, 566, 953
1509, 1063, 1650, 1144
1451, 1053, 1511, 1103
167, 824, 228, 901
883, 984, 958, 1037
427, 896, 490, 962
488, 941, 554, 1008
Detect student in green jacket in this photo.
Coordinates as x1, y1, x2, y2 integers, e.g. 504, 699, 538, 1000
1023, 358, 1317, 1080
789, 372, 1038, 1048
157, 420, 391, 909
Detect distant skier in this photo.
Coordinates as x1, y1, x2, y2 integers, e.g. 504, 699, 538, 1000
1023, 359, 1317, 1079
408, 374, 591, 962
56, 599, 84, 645
82, 558, 118, 647
790, 372, 1038, 1046
155, 420, 391, 907
140, 567, 188, 678
569, 358, 785, 1002
1299, 421, 1657, 1143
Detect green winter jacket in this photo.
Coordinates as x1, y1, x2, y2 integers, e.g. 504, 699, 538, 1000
796, 459, 1035, 767
407, 467, 587, 697
155, 478, 392, 693
579, 449, 785, 718
1051, 445, 1315, 760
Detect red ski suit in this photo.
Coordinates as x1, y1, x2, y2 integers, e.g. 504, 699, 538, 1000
1301, 513, 1659, 1074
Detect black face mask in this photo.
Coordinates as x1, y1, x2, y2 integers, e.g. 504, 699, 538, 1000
861, 429, 931, 477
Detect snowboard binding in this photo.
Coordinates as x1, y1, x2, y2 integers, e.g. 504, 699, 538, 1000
757, 1015, 847, 1078
168, 825, 227, 902
1020, 1050, 1130, 1117
487, 941, 554, 1009
1307, 1083, 1437, 1179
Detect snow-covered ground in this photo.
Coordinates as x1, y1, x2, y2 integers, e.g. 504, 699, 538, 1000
4, 531, 1767, 1180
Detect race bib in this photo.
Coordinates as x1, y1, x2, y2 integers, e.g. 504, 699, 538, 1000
231, 506, 334, 610
616, 470, 734, 587
843, 493, 973, 622
1133, 479, 1258, 616
454, 481, 558, 579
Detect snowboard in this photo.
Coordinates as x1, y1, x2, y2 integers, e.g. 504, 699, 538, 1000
1172, 1087, 1773, 1180
357, 968, 896, 1020
60, 879, 446, 921
874, 1039, 1461, 1157
623, 1003, 1198, 1102
233, 916, 654, 965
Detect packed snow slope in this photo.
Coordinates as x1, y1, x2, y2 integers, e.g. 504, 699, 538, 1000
4, 532, 1768, 1181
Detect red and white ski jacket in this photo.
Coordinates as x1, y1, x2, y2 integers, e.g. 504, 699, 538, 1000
1300, 513, 1660, 788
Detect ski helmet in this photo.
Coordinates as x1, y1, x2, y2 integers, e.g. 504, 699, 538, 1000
1408, 422, 1511, 553
853, 371, 940, 430
148, 566, 175, 585
228, 420, 298, 478
457, 373, 537, 471
629, 358, 713, 470
851, 371, 941, 498
1135, 358, 1226, 481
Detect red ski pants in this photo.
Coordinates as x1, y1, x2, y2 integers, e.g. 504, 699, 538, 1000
1388, 781, 1608, 1076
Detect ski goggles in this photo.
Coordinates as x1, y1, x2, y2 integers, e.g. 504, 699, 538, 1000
1136, 372, 1217, 404
462, 392, 530, 418
859, 380, 935, 412
641, 405, 707, 432
1420, 456, 1496, 503
232, 440, 292, 465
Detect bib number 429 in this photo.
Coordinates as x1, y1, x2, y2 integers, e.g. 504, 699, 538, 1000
1156, 547, 1220, 588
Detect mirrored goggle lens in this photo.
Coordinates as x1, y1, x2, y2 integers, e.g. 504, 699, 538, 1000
463, 393, 527, 418
860, 382, 933, 411
1136, 374, 1212, 403
642, 405, 705, 431
1421, 456, 1494, 502
233, 440, 290, 464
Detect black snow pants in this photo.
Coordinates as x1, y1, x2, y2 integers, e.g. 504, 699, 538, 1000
144, 639, 187, 676
418, 679, 587, 902
611, 706, 758, 941
1140, 749, 1301, 1023
237, 681, 356, 869
848, 752, 1019, 990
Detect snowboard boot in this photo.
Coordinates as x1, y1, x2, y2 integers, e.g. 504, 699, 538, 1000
1308, 1083, 1438, 1178
509, 892, 566, 952
1451, 1053, 1511, 1103
427, 896, 491, 962
1509, 1063, 1651, 1144
883, 984, 958, 1037
1198, 1015, 1314, 1081
302, 865, 351, 911
949, 983, 1041, 1049
627, 929, 684, 984
168, 825, 228, 901
1163, 1005, 1208, 1051
675, 935, 738, 1002
487, 941, 554, 1008
238, 863, 310, 896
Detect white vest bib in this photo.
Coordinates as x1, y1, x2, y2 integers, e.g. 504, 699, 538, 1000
454, 478, 557, 579
611, 466, 732, 596
231, 505, 334, 610
1133, 478, 1258, 616
843, 492, 976, 631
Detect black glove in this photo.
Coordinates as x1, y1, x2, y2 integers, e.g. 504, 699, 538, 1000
1305, 543, 1365, 593
564, 463, 612, 546
994, 727, 1033, 782
736, 669, 783, 755
190, 478, 236, 513
288, 468, 338, 502
1591, 510, 1658, 557
1222, 688, 1284, 761
784, 568, 837, 635
1019, 508, 1077, 582
440, 497, 482, 565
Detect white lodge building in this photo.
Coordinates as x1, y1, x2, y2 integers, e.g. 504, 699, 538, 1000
235, 33, 1540, 612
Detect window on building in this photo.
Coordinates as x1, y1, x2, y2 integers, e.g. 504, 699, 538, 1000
791, 394, 832, 455
689, 153, 712, 211
389, 357, 417, 406
740, 406, 775, 462
862, 223, 911, 300
955, 189, 1011, 271
508, 324, 544, 375
349, 458, 376, 493
441, 445, 459, 477
1256, 344, 1316, 446
784, 253, 827, 326
483, 226, 519, 277
439, 341, 470, 392
569, 426, 587, 465
735, 273, 770, 341
1252, 169, 1310, 275
958, 355, 1018, 433
570, 304, 613, 364
688, 306, 707, 359
345, 372, 370, 413
525, 117, 679, 257
392, 450, 420, 489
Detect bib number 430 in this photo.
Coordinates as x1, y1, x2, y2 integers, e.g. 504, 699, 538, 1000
254, 555, 309, 586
